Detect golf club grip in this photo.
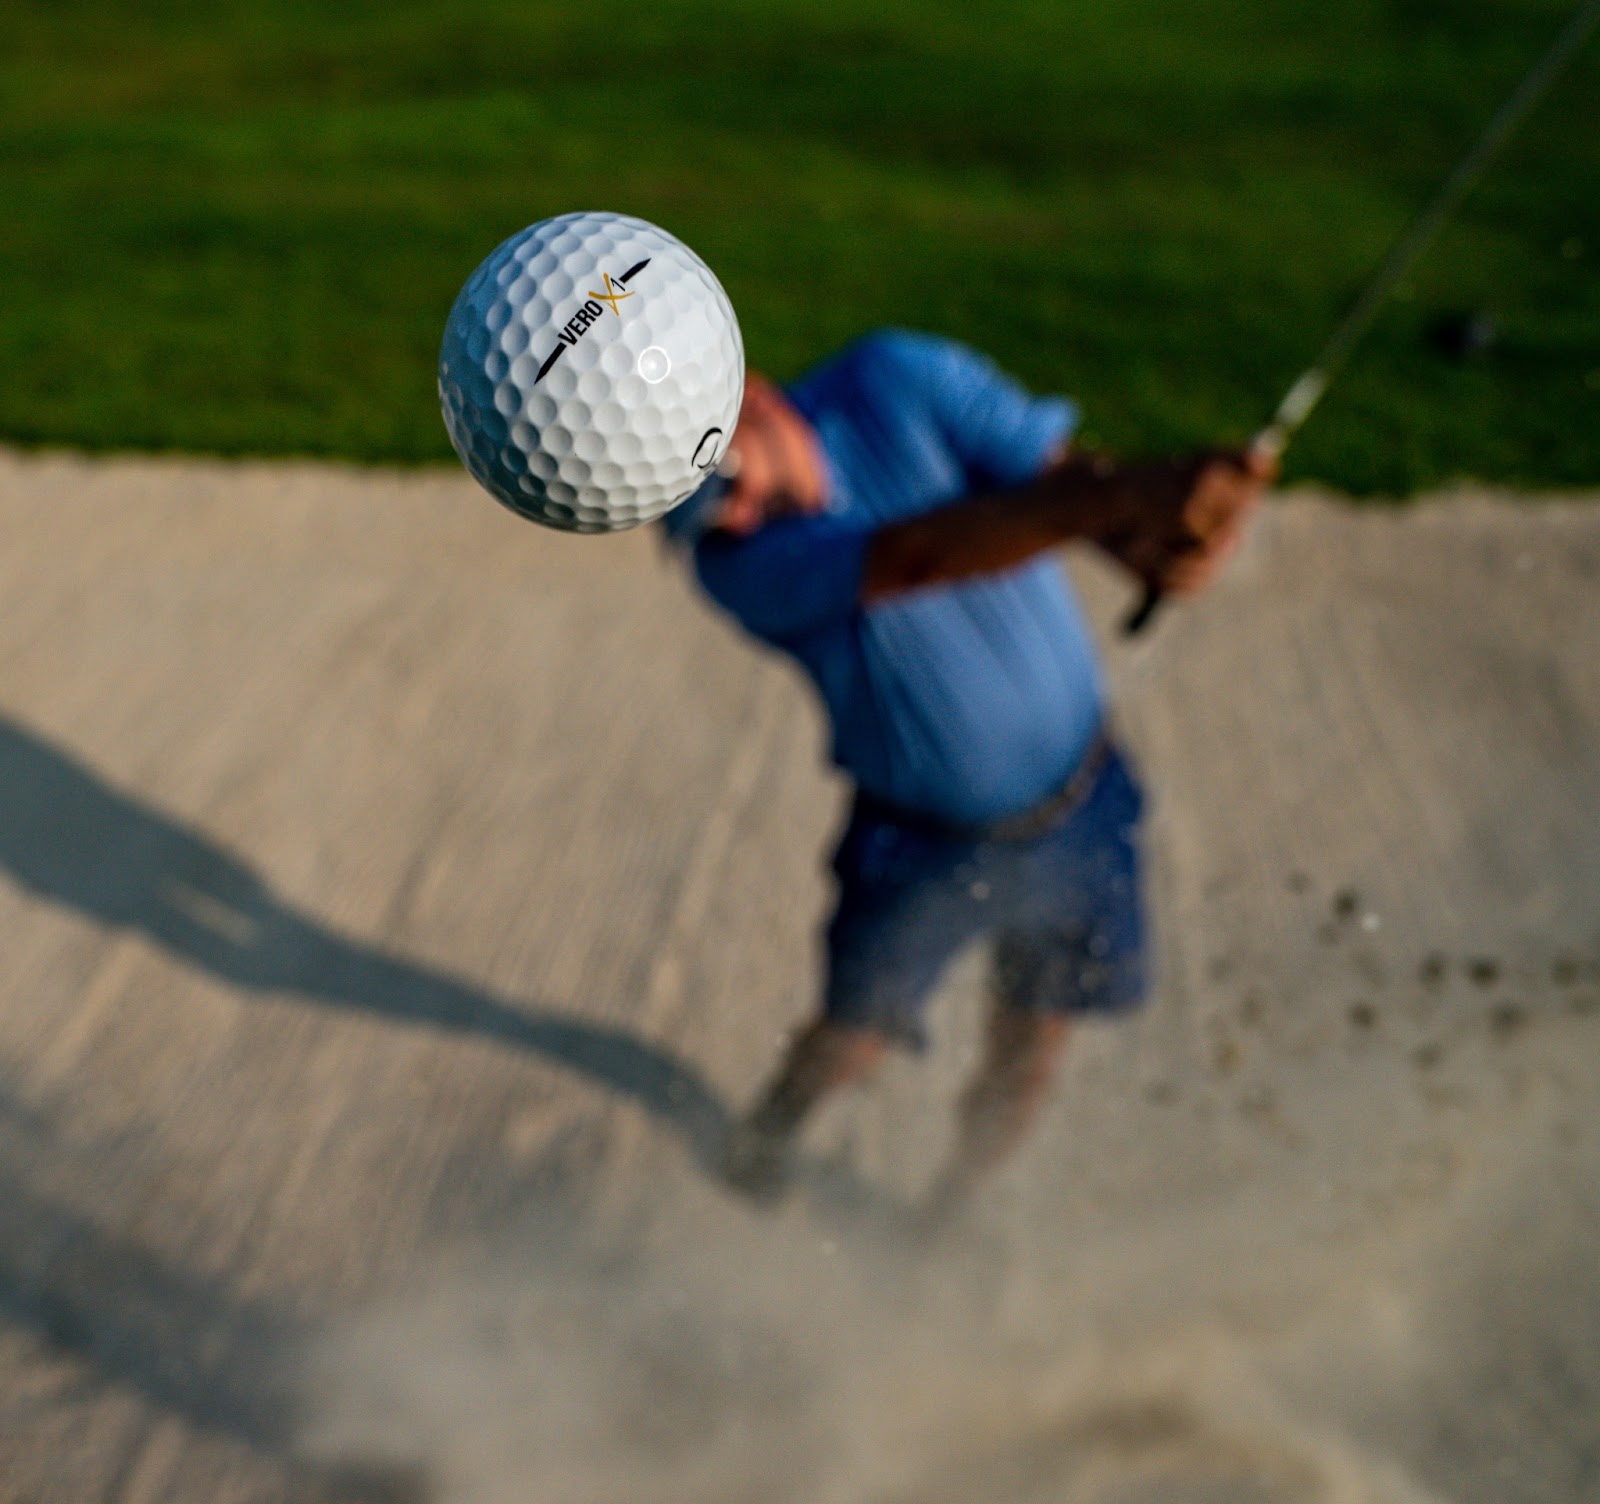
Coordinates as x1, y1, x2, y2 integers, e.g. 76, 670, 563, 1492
1122, 585, 1163, 637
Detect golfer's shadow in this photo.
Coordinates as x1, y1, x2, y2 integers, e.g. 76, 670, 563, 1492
0, 713, 731, 1167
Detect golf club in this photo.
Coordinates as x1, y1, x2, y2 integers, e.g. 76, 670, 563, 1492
1123, 0, 1600, 637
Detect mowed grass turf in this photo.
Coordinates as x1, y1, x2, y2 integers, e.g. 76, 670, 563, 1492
3, 0, 1597, 493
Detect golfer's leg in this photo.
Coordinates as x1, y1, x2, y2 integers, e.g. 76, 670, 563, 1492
723, 1019, 890, 1200
752, 1017, 894, 1133
724, 869, 972, 1202
921, 746, 1147, 1224
923, 1001, 1071, 1221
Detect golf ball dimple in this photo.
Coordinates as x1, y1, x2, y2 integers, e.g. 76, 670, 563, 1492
440, 211, 744, 533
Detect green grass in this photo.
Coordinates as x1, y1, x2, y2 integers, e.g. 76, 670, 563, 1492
3, 0, 1597, 492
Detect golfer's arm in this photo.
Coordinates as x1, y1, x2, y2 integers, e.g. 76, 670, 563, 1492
861, 452, 1116, 603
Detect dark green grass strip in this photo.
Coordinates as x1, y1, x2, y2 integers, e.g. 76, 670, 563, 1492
2, 0, 1596, 492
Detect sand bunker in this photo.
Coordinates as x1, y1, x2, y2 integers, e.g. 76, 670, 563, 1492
0, 449, 1594, 1502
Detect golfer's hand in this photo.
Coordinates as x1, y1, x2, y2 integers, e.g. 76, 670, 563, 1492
1092, 448, 1272, 597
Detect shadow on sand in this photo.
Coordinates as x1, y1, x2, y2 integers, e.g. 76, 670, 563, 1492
0, 713, 749, 1497
0, 712, 731, 1166
0, 1088, 437, 1500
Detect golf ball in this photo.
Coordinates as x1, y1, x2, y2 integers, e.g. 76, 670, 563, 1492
439, 211, 744, 533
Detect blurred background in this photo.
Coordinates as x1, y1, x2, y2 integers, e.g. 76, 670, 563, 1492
4, 0, 1597, 490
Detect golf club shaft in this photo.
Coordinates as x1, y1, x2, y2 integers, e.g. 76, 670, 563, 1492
1123, 0, 1600, 638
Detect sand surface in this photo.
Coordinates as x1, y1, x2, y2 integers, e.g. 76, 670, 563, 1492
0, 448, 1596, 1504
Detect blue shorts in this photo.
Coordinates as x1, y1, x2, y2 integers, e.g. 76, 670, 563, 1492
823, 745, 1147, 1049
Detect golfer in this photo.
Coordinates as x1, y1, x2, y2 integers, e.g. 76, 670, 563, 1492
664, 330, 1268, 1220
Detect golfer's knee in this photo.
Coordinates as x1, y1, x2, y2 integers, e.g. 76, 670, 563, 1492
994, 1008, 1070, 1074
796, 1017, 893, 1084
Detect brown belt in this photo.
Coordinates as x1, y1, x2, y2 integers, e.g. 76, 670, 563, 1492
855, 730, 1113, 845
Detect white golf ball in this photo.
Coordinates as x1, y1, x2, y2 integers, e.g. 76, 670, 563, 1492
439, 211, 745, 533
